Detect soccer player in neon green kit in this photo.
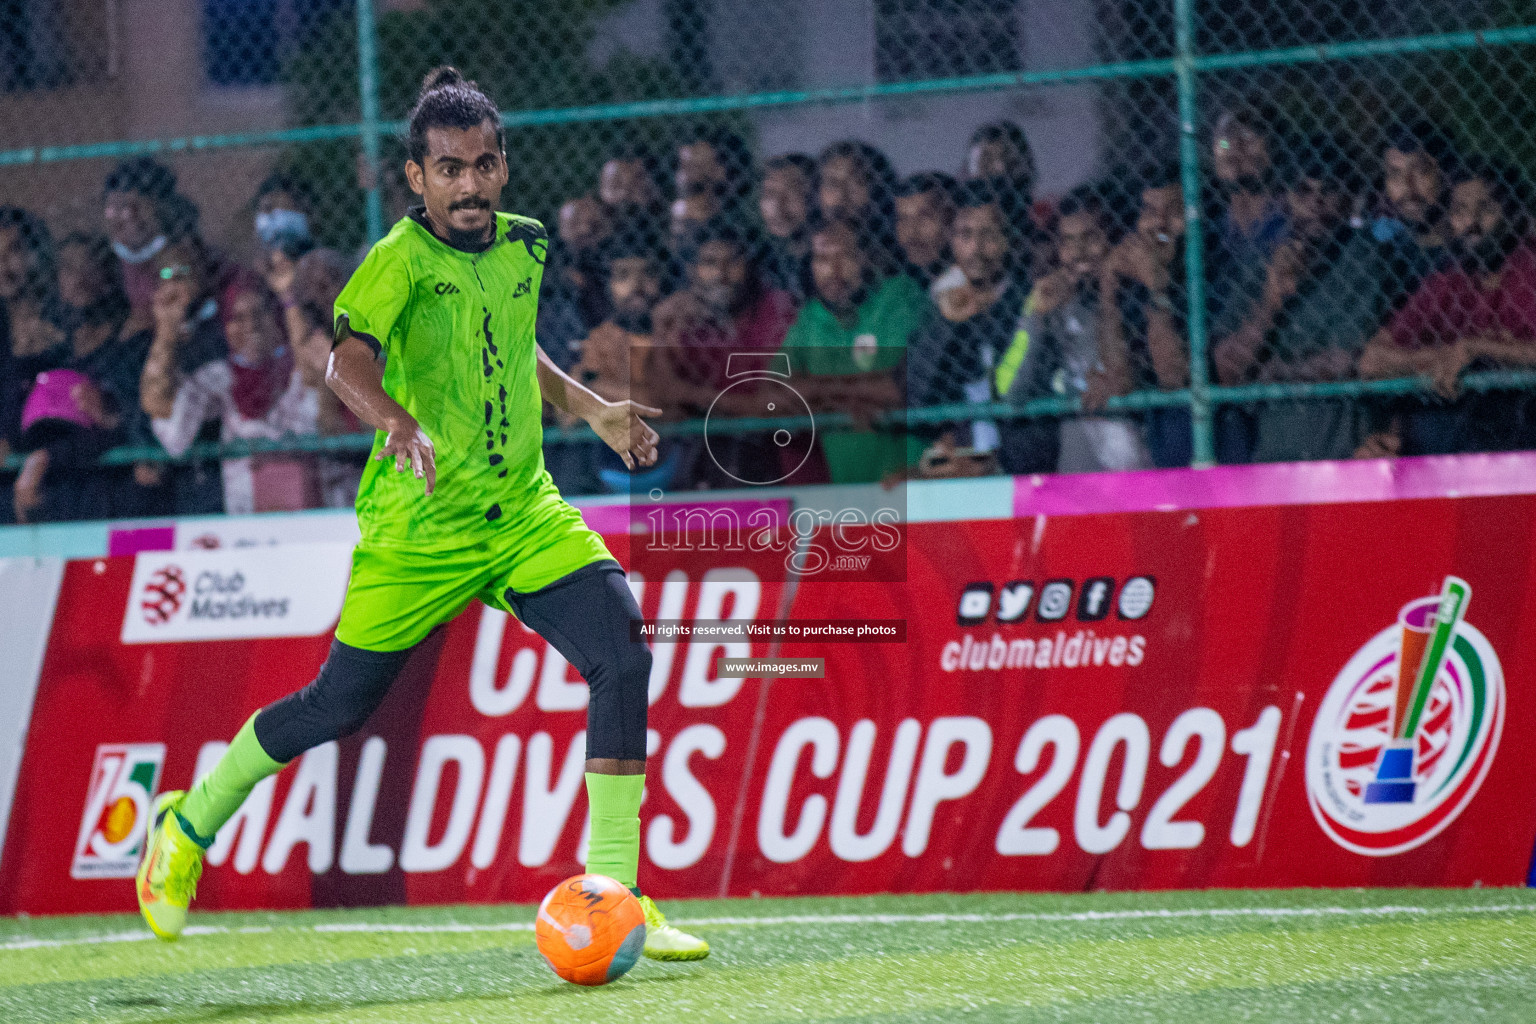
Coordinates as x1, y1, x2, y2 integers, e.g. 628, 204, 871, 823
135, 67, 709, 964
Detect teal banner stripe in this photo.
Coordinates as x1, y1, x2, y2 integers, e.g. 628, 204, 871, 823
0, 123, 368, 167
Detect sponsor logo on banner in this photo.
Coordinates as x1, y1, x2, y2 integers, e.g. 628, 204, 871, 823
957, 583, 993, 625
72, 744, 165, 879
120, 543, 352, 643
9, 506, 1536, 915
1307, 577, 1505, 856
954, 576, 1155, 625
944, 575, 1152, 673
140, 565, 186, 623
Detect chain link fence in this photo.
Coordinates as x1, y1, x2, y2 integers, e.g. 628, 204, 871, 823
3, 0, 1536, 520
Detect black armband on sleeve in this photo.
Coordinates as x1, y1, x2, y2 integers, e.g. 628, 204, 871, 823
334, 314, 382, 356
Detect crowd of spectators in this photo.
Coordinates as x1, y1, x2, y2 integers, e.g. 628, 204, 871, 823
5, 107, 1536, 523
537, 112, 1536, 490
0, 159, 363, 523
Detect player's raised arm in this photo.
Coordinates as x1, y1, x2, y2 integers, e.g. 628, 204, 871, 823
327, 327, 437, 495
535, 343, 662, 471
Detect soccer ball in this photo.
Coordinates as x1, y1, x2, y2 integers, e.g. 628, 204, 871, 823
534, 873, 646, 986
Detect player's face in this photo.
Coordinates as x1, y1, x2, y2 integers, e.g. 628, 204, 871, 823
224, 289, 283, 365
1213, 121, 1270, 186
558, 196, 611, 253
818, 156, 871, 221
257, 189, 301, 216
676, 142, 726, 196
1055, 211, 1109, 282
966, 139, 1024, 182
896, 190, 954, 270
57, 242, 112, 310
1449, 178, 1507, 251
599, 158, 657, 209
0, 227, 31, 302
811, 223, 867, 311
952, 204, 1010, 289
669, 192, 719, 247
1137, 185, 1186, 256
1383, 148, 1442, 227
760, 165, 811, 239
104, 190, 160, 250
608, 256, 660, 316
1286, 176, 1345, 240
691, 240, 749, 313
407, 121, 507, 243
758, 167, 811, 241
152, 242, 206, 308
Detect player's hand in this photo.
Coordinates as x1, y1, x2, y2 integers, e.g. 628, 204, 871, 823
71, 379, 119, 429
13, 449, 48, 524
1081, 368, 1116, 413
134, 461, 164, 488
265, 250, 296, 302
378, 416, 437, 495
1116, 235, 1171, 292
592, 399, 663, 470
152, 276, 195, 340
1353, 429, 1402, 460
1428, 341, 1473, 401
1030, 269, 1074, 315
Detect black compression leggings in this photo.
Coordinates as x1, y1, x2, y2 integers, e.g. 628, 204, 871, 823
253, 559, 651, 763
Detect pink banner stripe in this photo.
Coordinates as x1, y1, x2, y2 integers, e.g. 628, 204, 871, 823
106, 526, 176, 557
1014, 451, 1536, 518
579, 498, 792, 535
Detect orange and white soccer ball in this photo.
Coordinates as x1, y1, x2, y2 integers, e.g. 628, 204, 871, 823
535, 874, 646, 986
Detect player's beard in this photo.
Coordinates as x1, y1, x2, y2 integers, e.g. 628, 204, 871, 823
1073, 273, 1100, 305
445, 200, 495, 248
445, 221, 494, 249
1455, 225, 1517, 276
612, 306, 652, 335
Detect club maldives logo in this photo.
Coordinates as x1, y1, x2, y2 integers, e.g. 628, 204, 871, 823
71, 743, 165, 879
141, 565, 187, 624
1306, 577, 1505, 856
120, 544, 352, 644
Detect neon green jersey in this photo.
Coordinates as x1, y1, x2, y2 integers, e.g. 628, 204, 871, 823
334, 209, 557, 551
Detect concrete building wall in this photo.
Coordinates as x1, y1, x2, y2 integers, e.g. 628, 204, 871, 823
590, 0, 1104, 197
4, 0, 1106, 255
1, 0, 285, 254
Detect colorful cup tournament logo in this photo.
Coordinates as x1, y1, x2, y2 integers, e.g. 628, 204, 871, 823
1306, 577, 1504, 856
71, 743, 166, 879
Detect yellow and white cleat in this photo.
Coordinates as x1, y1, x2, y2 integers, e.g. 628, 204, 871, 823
135, 791, 205, 941
638, 894, 710, 961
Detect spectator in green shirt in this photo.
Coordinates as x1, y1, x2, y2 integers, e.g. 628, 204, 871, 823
782, 216, 928, 483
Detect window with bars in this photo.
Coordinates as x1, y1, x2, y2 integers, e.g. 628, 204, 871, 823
201, 0, 346, 88
1, 0, 82, 93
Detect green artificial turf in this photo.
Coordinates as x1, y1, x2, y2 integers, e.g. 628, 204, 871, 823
3, 888, 1536, 1023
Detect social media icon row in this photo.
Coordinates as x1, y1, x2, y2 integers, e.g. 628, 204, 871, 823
957, 576, 1155, 626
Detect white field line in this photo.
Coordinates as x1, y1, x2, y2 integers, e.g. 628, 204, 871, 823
4, 901, 1536, 953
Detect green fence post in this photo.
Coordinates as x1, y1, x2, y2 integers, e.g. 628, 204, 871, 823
356, 0, 385, 244
1174, 0, 1215, 467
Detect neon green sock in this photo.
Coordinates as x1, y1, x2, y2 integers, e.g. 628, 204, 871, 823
584, 772, 644, 890
178, 714, 287, 846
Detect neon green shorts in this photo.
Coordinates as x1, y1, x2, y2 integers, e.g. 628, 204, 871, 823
335, 496, 616, 652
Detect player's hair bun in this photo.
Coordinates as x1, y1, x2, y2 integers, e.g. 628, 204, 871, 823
420, 66, 466, 95
406, 65, 502, 163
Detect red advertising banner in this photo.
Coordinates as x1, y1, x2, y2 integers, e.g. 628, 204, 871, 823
0, 537, 789, 914
3, 495, 1534, 916
755, 498, 1535, 894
